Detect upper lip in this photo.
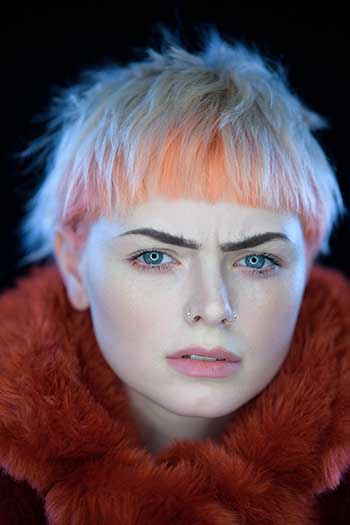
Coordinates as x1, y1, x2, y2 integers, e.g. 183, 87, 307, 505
167, 346, 241, 362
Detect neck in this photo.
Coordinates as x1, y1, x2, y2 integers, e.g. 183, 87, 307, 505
127, 387, 232, 456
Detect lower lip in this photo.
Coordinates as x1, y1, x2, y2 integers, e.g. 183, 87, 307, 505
166, 358, 240, 378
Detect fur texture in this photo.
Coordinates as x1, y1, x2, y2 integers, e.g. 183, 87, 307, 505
0, 262, 349, 524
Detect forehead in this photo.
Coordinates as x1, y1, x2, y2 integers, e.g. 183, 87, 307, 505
125, 197, 292, 223
98, 197, 303, 246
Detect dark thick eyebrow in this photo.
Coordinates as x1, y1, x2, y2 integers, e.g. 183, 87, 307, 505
117, 228, 292, 252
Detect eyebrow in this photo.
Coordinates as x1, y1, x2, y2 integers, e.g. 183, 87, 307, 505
117, 228, 292, 252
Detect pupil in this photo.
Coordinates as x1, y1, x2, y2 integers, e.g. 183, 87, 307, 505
147, 252, 161, 264
248, 255, 262, 268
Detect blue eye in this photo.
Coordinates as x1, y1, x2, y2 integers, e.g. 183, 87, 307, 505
128, 249, 281, 278
129, 250, 174, 273
245, 254, 269, 269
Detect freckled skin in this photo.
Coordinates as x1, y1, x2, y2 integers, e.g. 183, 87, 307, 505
54, 197, 308, 455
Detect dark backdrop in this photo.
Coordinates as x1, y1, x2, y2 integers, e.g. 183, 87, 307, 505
1, 5, 349, 292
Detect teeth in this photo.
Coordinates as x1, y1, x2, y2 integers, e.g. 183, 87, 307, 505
182, 354, 226, 362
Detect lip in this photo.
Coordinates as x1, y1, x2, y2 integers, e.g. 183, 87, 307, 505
166, 346, 241, 363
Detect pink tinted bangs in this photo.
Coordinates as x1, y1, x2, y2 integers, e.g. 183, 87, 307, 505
55, 127, 323, 261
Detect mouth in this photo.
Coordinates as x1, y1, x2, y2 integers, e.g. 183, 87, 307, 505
166, 351, 241, 378
180, 355, 227, 362
167, 346, 241, 363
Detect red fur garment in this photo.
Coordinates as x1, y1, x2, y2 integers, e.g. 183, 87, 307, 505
0, 262, 349, 524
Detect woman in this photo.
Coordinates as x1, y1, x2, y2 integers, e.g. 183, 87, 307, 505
0, 27, 349, 524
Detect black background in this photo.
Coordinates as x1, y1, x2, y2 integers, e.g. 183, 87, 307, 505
1, 5, 349, 292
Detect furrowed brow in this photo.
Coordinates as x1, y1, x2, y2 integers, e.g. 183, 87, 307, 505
117, 228, 292, 252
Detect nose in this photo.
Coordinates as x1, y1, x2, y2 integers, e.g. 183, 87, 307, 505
186, 259, 235, 325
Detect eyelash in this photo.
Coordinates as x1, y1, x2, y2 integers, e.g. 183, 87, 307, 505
128, 248, 282, 279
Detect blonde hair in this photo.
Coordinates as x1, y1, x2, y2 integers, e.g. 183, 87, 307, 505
14, 26, 347, 269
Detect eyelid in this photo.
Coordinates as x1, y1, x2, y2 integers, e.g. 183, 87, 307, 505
128, 247, 283, 265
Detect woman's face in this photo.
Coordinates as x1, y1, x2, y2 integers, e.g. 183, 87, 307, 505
55, 197, 308, 444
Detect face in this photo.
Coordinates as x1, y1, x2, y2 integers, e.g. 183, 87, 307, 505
55, 196, 308, 449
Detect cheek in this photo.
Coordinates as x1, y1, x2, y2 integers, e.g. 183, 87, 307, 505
242, 280, 303, 356
240, 296, 301, 400
86, 267, 174, 358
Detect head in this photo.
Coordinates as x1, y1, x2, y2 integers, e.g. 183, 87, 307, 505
15, 28, 347, 429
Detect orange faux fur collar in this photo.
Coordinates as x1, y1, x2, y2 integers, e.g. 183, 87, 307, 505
0, 262, 349, 524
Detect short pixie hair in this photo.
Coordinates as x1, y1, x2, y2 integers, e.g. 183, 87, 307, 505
15, 27, 347, 268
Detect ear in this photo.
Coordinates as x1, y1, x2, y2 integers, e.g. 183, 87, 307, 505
54, 226, 90, 311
